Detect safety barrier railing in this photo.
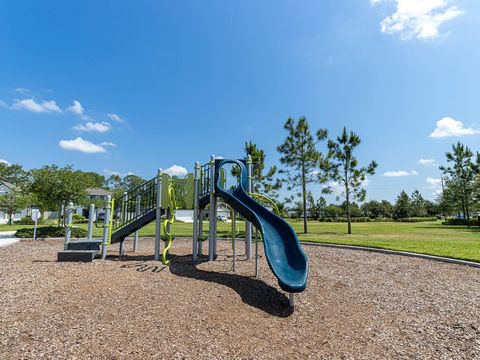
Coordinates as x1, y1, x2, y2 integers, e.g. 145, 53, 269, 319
112, 177, 158, 232
199, 162, 210, 197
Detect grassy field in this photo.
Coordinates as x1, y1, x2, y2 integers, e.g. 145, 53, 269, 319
2, 220, 479, 262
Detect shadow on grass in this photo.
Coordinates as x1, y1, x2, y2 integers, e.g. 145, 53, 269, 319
167, 254, 293, 317
415, 225, 480, 233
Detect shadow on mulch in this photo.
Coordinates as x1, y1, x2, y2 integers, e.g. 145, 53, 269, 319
168, 254, 294, 317
92, 252, 293, 317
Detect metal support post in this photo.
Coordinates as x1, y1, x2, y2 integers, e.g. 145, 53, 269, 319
64, 201, 74, 250
255, 227, 259, 277
87, 204, 95, 241
232, 209, 236, 272
121, 191, 127, 224
245, 155, 253, 259
155, 169, 162, 261
119, 240, 125, 257
133, 194, 140, 252
289, 293, 295, 308
198, 210, 203, 256
192, 161, 200, 261
101, 196, 112, 260
209, 155, 216, 261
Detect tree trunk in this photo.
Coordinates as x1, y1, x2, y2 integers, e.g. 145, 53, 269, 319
465, 198, 470, 227
58, 204, 63, 227
8, 213, 12, 226
346, 188, 352, 235
301, 167, 308, 234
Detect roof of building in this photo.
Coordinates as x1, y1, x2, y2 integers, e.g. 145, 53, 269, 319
0, 179, 18, 191
85, 188, 112, 196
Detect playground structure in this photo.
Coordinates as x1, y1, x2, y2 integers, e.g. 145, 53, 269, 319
58, 156, 308, 307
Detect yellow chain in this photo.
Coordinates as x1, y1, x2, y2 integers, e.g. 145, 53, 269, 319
161, 182, 177, 265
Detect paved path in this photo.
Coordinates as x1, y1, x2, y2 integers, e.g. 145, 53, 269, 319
0, 231, 19, 247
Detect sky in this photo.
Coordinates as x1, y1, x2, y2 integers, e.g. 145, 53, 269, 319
1, 0, 479, 203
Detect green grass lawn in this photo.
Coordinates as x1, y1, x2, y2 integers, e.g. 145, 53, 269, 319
2, 220, 479, 262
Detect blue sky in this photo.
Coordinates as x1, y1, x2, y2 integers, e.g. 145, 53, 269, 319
1, 0, 479, 202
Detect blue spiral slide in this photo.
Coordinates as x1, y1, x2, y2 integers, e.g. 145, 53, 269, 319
214, 159, 308, 293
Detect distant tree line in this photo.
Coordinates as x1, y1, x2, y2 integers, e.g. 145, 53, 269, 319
0, 161, 146, 225
3, 118, 479, 232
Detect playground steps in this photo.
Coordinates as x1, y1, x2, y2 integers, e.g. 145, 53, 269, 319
57, 240, 102, 262
57, 250, 98, 262
66, 239, 102, 251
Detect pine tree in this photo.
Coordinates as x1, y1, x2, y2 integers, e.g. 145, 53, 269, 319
277, 117, 328, 233
439, 142, 479, 226
321, 127, 377, 234
242, 141, 281, 198
394, 190, 410, 218
410, 189, 427, 217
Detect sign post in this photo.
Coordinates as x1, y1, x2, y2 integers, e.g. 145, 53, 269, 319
31, 210, 41, 241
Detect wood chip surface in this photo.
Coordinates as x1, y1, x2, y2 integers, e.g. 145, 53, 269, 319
1, 238, 479, 359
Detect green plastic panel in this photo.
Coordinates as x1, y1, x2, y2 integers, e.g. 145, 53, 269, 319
184, 173, 195, 209
219, 168, 227, 189
161, 173, 171, 208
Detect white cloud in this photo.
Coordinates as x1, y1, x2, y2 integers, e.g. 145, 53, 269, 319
100, 141, 116, 147
0, 100, 7, 108
0, 159, 11, 165
73, 121, 111, 133
418, 158, 436, 166
430, 117, 479, 138
107, 113, 124, 122
67, 100, 92, 121
67, 100, 84, 115
383, 170, 419, 177
327, 177, 369, 197
424, 177, 443, 197
163, 165, 188, 177
103, 169, 135, 177
426, 177, 442, 188
371, 0, 463, 40
58, 137, 107, 154
12, 98, 62, 113
14, 87, 30, 94
432, 188, 443, 196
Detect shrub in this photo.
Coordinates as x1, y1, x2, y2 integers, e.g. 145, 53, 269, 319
442, 218, 479, 226
15, 226, 87, 239
319, 217, 372, 223
14, 216, 44, 225
72, 214, 88, 224
394, 217, 437, 223
318, 217, 437, 223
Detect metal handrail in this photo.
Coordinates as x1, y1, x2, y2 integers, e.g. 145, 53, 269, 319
112, 177, 158, 231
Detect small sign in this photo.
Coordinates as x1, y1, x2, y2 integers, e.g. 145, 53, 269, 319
31, 210, 41, 222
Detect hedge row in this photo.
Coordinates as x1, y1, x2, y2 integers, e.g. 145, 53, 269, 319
319, 217, 372, 223
394, 217, 438, 223
442, 218, 479, 226
318, 217, 438, 223
15, 226, 87, 239
14, 217, 45, 225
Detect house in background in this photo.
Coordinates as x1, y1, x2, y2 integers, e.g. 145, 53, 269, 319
86, 188, 112, 201
78, 188, 113, 217
0, 179, 29, 224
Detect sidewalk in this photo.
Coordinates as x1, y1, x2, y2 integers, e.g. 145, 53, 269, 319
0, 231, 19, 247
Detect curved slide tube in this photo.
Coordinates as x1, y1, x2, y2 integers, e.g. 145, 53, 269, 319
214, 159, 308, 293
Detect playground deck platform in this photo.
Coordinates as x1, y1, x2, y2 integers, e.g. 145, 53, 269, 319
1, 238, 479, 359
